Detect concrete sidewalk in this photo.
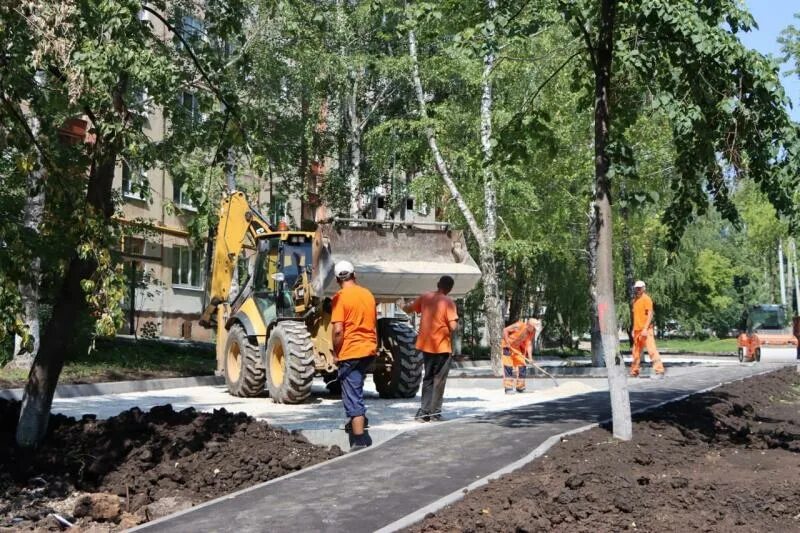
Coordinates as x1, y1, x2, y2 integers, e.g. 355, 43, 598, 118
134, 363, 779, 533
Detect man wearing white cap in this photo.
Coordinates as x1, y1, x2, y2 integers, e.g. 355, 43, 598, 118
331, 260, 378, 451
631, 280, 665, 379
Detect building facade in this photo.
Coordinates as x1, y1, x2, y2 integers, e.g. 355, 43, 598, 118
115, 9, 300, 341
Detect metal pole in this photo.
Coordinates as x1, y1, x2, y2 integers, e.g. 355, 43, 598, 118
129, 261, 136, 335
779, 239, 787, 307
792, 238, 800, 316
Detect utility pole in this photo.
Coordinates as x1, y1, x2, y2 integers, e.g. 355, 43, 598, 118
779, 239, 786, 307
791, 238, 800, 316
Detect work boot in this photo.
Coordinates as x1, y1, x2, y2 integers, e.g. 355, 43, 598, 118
348, 431, 372, 451
651, 373, 665, 380
414, 409, 430, 422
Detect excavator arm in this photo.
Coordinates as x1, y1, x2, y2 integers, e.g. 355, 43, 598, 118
200, 191, 273, 326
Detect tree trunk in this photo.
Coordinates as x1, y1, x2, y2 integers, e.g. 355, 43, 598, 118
16, 149, 118, 448
15, 255, 92, 447
408, 14, 505, 376
347, 69, 362, 217
11, 115, 46, 371
620, 194, 635, 348
507, 266, 527, 324
593, 0, 631, 441
478, 0, 504, 375
587, 202, 605, 367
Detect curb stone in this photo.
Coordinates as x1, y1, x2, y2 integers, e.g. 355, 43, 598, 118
0, 375, 224, 401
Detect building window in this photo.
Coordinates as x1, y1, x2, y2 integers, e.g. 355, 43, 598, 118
172, 177, 195, 210
122, 162, 149, 199
131, 89, 152, 120
172, 246, 203, 288
123, 236, 145, 256
179, 91, 202, 123
175, 14, 204, 49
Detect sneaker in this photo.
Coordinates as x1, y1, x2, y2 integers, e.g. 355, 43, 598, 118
414, 409, 430, 422
516, 388, 526, 394
651, 373, 665, 380
349, 443, 369, 453
505, 388, 515, 395
429, 414, 443, 422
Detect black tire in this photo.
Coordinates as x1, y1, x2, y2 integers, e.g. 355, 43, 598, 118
754, 348, 761, 363
265, 321, 315, 403
738, 347, 745, 363
374, 320, 422, 399
224, 324, 265, 397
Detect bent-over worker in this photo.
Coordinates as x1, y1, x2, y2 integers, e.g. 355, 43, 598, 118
331, 260, 378, 451
630, 280, 665, 379
402, 275, 458, 422
502, 318, 538, 394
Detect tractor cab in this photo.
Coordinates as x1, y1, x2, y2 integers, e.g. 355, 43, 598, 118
251, 232, 315, 324
738, 304, 798, 363
746, 305, 791, 334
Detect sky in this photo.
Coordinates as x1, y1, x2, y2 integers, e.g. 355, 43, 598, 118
740, 0, 799, 121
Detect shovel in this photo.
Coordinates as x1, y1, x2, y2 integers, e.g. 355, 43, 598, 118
525, 357, 559, 387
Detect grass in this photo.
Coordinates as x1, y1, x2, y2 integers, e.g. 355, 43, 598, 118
629, 337, 738, 353
0, 337, 215, 388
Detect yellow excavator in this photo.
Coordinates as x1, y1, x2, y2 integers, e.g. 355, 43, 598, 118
200, 190, 481, 403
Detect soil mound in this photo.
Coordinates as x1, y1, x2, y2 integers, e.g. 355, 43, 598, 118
0, 402, 342, 531
412, 367, 800, 532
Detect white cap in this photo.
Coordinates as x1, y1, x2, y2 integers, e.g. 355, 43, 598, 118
634, 280, 646, 288
334, 260, 355, 280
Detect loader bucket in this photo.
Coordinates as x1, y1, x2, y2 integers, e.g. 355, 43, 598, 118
312, 221, 482, 301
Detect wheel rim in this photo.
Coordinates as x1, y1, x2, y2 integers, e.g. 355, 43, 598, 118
270, 341, 285, 385
227, 340, 242, 382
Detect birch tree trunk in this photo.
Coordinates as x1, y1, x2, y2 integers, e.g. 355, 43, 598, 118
620, 186, 635, 347
478, 0, 505, 375
593, 0, 631, 440
408, 18, 505, 375
11, 114, 45, 371
347, 69, 362, 217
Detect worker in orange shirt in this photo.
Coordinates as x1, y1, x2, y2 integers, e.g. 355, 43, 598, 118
502, 318, 538, 394
630, 280, 665, 379
331, 260, 378, 451
402, 275, 458, 422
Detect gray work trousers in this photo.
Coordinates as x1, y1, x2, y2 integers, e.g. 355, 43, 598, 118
420, 352, 451, 415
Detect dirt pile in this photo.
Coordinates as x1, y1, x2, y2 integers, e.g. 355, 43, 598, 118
0, 402, 342, 531
412, 367, 800, 532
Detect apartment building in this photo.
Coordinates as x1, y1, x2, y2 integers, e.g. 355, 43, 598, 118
115, 8, 300, 341
115, 7, 436, 341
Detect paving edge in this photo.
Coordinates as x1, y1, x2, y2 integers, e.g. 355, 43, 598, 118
375, 366, 779, 533
125, 413, 444, 532
0, 375, 224, 401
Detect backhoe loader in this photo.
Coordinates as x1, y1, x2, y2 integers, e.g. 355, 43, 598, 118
200, 191, 481, 404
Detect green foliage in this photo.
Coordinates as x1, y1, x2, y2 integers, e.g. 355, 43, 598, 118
0, 0, 249, 355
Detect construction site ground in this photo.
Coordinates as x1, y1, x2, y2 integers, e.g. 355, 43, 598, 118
126, 363, 795, 533
0, 359, 795, 531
